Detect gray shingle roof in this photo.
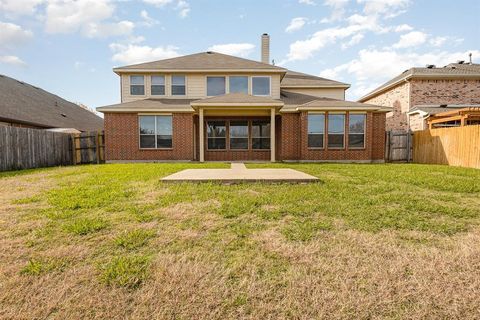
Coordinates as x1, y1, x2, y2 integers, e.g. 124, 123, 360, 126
409, 104, 480, 115
114, 52, 287, 72
0, 74, 103, 131
281, 70, 350, 88
97, 98, 196, 112
359, 63, 480, 102
191, 93, 283, 106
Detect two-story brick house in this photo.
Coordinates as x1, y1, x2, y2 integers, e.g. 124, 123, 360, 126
98, 34, 390, 162
358, 61, 480, 131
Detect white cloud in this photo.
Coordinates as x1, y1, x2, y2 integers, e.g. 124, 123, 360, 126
140, 10, 159, 27
142, 0, 173, 6
394, 24, 413, 32
299, 0, 316, 5
207, 43, 255, 58
392, 31, 427, 48
358, 0, 410, 17
320, 49, 480, 98
0, 0, 44, 16
429, 36, 447, 47
176, 0, 190, 18
0, 21, 33, 50
110, 42, 180, 65
0, 55, 27, 66
83, 20, 134, 38
143, 0, 190, 18
285, 17, 308, 33
341, 33, 364, 49
321, 0, 349, 23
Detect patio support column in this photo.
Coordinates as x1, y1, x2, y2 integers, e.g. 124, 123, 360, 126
199, 108, 204, 162
270, 107, 275, 162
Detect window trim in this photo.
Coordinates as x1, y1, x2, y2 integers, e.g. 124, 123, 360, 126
138, 114, 173, 150
206, 120, 227, 151
348, 112, 366, 150
205, 76, 227, 97
130, 75, 145, 96
327, 112, 346, 150
150, 75, 166, 96
307, 112, 325, 150
251, 76, 271, 96
171, 74, 187, 96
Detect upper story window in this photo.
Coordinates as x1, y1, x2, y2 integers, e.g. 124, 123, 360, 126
308, 113, 325, 148
229, 76, 248, 94
207, 76, 226, 96
349, 114, 366, 149
252, 76, 270, 96
130, 75, 145, 95
172, 75, 186, 95
151, 75, 165, 96
328, 113, 345, 149
139, 115, 172, 149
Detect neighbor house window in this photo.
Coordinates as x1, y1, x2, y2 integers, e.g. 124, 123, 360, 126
328, 113, 345, 148
139, 115, 172, 149
172, 75, 186, 95
308, 113, 325, 148
252, 120, 270, 149
207, 76, 226, 96
252, 76, 270, 96
151, 75, 165, 96
229, 76, 248, 94
207, 121, 226, 149
130, 75, 145, 95
349, 114, 366, 148
230, 121, 248, 149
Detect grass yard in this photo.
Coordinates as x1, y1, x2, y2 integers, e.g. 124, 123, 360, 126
0, 162, 479, 319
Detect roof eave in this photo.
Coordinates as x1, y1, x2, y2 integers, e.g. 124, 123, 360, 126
191, 102, 284, 108
97, 108, 194, 113
281, 84, 350, 89
113, 68, 287, 74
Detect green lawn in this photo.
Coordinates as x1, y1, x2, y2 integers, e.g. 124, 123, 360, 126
0, 163, 479, 318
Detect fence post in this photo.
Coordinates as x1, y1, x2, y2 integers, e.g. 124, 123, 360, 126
96, 132, 100, 164
385, 131, 391, 162
406, 130, 411, 163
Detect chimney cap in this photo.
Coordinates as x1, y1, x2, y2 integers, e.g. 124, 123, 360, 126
426, 64, 435, 69
262, 33, 269, 36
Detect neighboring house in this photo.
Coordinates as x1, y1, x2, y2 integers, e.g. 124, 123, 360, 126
358, 61, 480, 132
0, 74, 103, 132
98, 34, 389, 162
407, 104, 480, 130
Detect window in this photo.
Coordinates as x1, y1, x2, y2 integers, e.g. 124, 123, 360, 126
252, 76, 270, 96
308, 114, 325, 148
130, 75, 144, 95
207, 76, 226, 96
349, 114, 366, 148
172, 75, 186, 95
229, 76, 248, 94
252, 120, 270, 149
139, 115, 172, 149
328, 114, 345, 148
207, 121, 226, 149
151, 75, 165, 95
230, 121, 249, 149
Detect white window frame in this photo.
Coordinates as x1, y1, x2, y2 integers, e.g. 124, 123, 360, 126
251, 76, 271, 96
307, 112, 325, 149
327, 112, 346, 149
138, 114, 173, 149
130, 75, 145, 96
205, 76, 227, 97
348, 112, 366, 149
151, 75, 166, 96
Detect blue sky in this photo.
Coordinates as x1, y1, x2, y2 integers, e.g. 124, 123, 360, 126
1, 0, 479, 110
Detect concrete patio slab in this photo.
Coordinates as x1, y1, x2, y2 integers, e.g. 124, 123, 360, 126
161, 163, 319, 183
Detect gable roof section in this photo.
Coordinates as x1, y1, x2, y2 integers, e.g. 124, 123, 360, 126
191, 93, 284, 107
359, 63, 480, 102
408, 104, 480, 116
0, 74, 103, 131
280, 90, 390, 113
114, 52, 287, 73
281, 70, 350, 88
97, 98, 195, 113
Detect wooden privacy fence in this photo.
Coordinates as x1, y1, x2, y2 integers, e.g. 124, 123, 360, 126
385, 131, 413, 162
413, 125, 480, 169
0, 126, 104, 171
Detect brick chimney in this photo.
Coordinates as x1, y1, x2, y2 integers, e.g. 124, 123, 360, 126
261, 33, 270, 64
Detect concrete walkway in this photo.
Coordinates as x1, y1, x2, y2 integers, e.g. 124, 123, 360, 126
161, 163, 318, 183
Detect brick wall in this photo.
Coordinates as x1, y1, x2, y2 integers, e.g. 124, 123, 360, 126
408, 113, 427, 131
279, 113, 301, 160
410, 79, 480, 105
363, 82, 410, 132
104, 112, 194, 161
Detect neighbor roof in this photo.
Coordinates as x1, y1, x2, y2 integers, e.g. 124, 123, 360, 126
359, 63, 480, 102
0, 74, 103, 131
408, 104, 480, 116
114, 51, 287, 73
97, 98, 195, 113
281, 70, 350, 88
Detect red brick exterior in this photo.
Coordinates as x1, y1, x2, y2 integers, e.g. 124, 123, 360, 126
104, 113, 194, 161
104, 111, 386, 162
